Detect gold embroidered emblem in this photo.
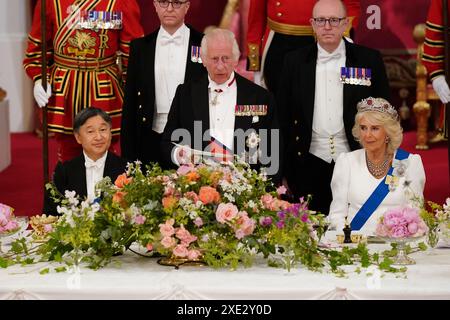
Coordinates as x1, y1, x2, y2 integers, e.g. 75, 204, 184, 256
67, 31, 96, 56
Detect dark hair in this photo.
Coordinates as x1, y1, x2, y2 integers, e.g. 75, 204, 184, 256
73, 107, 112, 133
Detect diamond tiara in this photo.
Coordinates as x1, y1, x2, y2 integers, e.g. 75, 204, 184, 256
357, 97, 399, 120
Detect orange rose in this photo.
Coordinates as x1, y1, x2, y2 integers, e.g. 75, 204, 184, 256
199, 186, 221, 205
186, 171, 200, 182
162, 195, 178, 211
115, 173, 132, 188
112, 191, 127, 207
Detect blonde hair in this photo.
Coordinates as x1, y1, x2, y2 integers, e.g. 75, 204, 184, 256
352, 111, 403, 154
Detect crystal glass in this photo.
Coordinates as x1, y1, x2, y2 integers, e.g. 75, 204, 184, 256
382, 236, 423, 265
438, 221, 450, 247
426, 225, 440, 250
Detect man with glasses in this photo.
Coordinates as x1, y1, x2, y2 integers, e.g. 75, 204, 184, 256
277, 0, 390, 215
121, 0, 206, 168
161, 28, 281, 183
246, 0, 360, 93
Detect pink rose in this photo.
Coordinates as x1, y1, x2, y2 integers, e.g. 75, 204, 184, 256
216, 203, 238, 224
161, 236, 176, 248
159, 219, 175, 237
176, 225, 197, 245
177, 164, 195, 176
187, 249, 201, 260
185, 191, 199, 203
146, 243, 153, 251
261, 194, 275, 210
407, 222, 418, 235
173, 244, 189, 258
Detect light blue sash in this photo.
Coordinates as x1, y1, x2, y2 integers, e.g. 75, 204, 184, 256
350, 149, 410, 231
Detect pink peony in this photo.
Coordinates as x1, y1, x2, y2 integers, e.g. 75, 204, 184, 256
216, 203, 238, 224
376, 206, 427, 238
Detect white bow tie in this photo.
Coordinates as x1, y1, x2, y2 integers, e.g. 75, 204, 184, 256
160, 34, 183, 46
318, 51, 342, 63
85, 159, 103, 169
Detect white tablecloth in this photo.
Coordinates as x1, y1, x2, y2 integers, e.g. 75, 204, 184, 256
1, 242, 450, 300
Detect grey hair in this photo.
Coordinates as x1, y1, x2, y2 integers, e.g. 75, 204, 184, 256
200, 28, 240, 61
352, 111, 403, 155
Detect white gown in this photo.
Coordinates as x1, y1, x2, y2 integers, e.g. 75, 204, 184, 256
328, 149, 426, 235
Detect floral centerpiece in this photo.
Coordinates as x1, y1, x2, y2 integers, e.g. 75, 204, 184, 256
420, 198, 450, 247
375, 206, 428, 265
376, 206, 428, 239
1, 160, 422, 275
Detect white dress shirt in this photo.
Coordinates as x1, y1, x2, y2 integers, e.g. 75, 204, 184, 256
153, 24, 190, 133
328, 149, 426, 235
310, 39, 350, 163
84, 151, 107, 201
171, 73, 237, 166
208, 72, 237, 152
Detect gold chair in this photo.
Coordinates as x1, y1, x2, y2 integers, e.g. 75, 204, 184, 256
413, 23, 442, 150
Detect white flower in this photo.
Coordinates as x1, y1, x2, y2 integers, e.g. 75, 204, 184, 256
64, 190, 79, 206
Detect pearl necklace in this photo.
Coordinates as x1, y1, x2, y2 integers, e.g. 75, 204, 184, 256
366, 152, 390, 179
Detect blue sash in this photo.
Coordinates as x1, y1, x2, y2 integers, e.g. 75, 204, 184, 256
350, 148, 410, 231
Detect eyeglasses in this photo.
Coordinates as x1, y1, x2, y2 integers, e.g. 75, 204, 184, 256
312, 17, 346, 27
208, 56, 232, 65
156, 0, 188, 9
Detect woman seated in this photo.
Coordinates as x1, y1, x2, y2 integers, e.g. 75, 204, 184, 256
328, 97, 426, 235
44, 107, 128, 215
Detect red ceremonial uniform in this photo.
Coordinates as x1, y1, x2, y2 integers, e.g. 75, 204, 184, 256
247, 0, 360, 72
23, 0, 144, 138
422, 0, 448, 81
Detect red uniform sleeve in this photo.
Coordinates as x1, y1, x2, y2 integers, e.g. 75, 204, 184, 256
422, 0, 446, 81
246, 0, 267, 71
23, 0, 54, 83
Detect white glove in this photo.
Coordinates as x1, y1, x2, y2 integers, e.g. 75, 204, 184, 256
33, 79, 52, 108
432, 75, 450, 104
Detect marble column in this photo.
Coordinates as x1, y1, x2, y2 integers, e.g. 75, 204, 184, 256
0, 0, 34, 132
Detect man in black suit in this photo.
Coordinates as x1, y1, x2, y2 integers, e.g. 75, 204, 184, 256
277, 0, 390, 215
161, 28, 281, 183
44, 107, 127, 215
121, 0, 206, 168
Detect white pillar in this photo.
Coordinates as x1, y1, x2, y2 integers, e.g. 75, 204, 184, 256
0, 0, 34, 132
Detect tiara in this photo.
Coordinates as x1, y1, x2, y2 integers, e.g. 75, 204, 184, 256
357, 97, 399, 120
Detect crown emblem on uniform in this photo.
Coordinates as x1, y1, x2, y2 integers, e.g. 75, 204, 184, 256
357, 97, 398, 120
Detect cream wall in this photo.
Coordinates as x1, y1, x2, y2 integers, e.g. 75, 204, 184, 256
0, 0, 34, 132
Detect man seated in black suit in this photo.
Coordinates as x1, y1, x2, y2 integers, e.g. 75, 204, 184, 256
161, 28, 282, 184
277, 0, 390, 215
44, 107, 128, 215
